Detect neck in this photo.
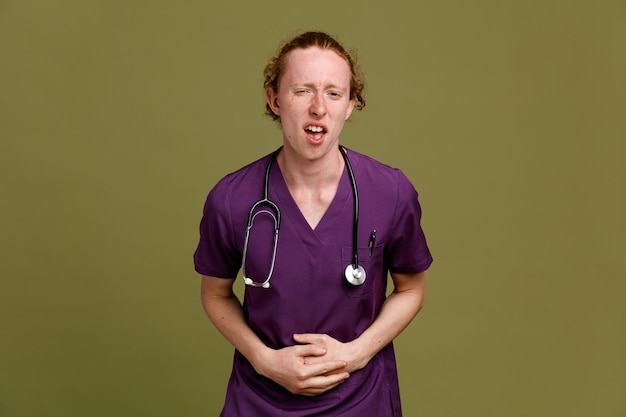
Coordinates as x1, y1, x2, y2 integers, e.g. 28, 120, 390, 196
277, 146, 345, 190
276, 145, 345, 230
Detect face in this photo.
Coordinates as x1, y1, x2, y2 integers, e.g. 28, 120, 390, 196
266, 47, 355, 163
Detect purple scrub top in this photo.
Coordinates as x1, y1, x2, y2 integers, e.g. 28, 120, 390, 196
195, 148, 432, 416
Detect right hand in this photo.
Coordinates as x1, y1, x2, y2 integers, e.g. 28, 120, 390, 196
253, 343, 350, 396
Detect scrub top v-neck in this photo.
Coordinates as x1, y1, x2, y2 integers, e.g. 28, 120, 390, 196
245, 154, 387, 350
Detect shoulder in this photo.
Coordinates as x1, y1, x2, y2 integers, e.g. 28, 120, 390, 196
201, 150, 277, 217
208, 151, 275, 197
345, 148, 414, 191
219, 152, 274, 187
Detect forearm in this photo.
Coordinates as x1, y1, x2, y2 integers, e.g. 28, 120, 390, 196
200, 277, 269, 370
348, 272, 427, 370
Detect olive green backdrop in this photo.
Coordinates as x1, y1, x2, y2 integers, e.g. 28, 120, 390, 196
1, 1, 624, 416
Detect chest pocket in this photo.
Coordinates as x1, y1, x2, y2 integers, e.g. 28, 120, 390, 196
341, 245, 384, 298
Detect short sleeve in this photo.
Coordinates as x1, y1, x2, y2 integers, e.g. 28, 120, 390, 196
193, 177, 241, 278
386, 171, 433, 274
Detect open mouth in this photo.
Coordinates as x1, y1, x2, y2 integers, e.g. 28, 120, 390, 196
304, 125, 327, 141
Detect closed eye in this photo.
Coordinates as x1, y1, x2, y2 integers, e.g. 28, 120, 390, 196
328, 90, 349, 101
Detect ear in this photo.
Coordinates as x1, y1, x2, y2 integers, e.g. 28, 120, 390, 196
345, 98, 355, 120
265, 88, 280, 116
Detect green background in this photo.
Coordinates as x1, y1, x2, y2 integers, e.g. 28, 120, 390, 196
1, 0, 625, 416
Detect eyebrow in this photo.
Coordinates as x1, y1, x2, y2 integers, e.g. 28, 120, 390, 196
298, 82, 349, 92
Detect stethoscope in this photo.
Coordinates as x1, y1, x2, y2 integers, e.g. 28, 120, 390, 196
242, 145, 366, 289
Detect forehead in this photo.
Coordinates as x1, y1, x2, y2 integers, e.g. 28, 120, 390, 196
281, 47, 351, 87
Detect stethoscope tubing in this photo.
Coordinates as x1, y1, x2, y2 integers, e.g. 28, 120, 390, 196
243, 145, 365, 288
339, 145, 360, 271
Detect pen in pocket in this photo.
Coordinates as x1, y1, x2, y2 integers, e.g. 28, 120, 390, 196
368, 230, 376, 256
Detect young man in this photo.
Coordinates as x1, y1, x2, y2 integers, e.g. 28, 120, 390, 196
194, 31, 432, 416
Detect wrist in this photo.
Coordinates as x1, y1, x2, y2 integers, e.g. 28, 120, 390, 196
248, 345, 274, 377
346, 339, 373, 372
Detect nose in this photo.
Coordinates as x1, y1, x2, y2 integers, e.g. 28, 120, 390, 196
309, 93, 327, 118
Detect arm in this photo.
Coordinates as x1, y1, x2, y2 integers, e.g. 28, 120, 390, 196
200, 275, 350, 396
298, 271, 427, 372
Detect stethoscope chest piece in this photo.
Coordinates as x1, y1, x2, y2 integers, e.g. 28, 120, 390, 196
345, 264, 366, 286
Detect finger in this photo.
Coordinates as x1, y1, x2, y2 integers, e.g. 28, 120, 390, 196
304, 356, 350, 375
291, 342, 326, 357
293, 333, 327, 345
296, 371, 350, 396
292, 359, 348, 382
306, 359, 348, 377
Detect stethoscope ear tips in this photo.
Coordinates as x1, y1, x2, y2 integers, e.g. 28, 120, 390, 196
244, 277, 271, 288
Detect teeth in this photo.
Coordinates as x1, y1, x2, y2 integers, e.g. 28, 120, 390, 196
305, 125, 324, 133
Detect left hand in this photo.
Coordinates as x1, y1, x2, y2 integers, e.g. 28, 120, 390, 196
294, 333, 367, 374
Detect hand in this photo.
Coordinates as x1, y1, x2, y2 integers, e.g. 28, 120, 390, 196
254, 342, 350, 396
294, 333, 367, 374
